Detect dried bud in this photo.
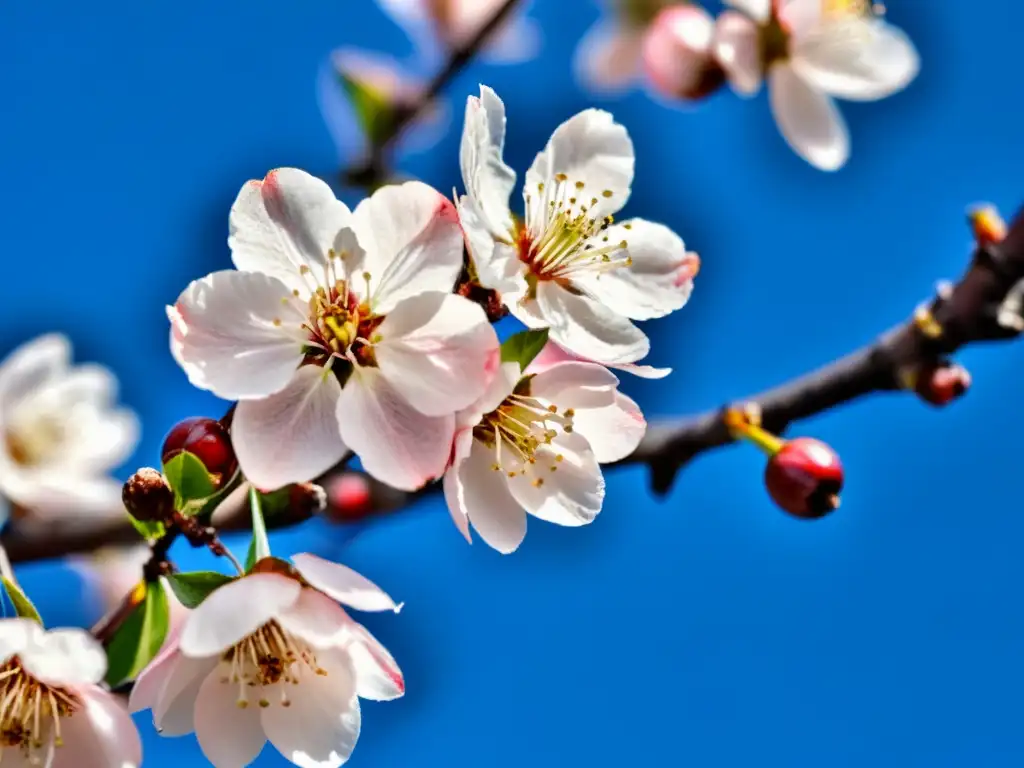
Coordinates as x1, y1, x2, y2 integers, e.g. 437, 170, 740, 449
764, 438, 844, 519
161, 417, 238, 488
642, 5, 725, 102
122, 468, 174, 522
325, 473, 373, 523
913, 360, 972, 407
290, 482, 328, 518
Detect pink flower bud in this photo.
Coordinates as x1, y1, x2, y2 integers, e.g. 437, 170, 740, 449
764, 438, 844, 519
642, 5, 725, 102
914, 361, 972, 407
325, 473, 373, 523
161, 417, 238, 489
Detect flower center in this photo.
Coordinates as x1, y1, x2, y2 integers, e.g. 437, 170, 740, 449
516, 174, 631, 292
473, 382, 573, 486
0, 660, 78, 761
5, 414, 65, 468
220, 621, 327, 709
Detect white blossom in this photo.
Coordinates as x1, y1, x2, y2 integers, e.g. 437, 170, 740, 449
443, 346, 646, 553
131, 554, 403, 768
573, 0, 675, 93
0, 618, 142, 767
714, 0, 919, 170
169, 168, 500, 492
0, 334, 138, 521
457, 85, 699, 375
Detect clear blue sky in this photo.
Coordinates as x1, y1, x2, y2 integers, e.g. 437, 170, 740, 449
1, 1, 1023, 766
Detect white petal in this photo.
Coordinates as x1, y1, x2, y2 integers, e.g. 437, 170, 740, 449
129, 633, 182, 715
456, 441, 527, 554
229, 168, 353, 293
573, 21, 645, 93
571, 392, 646, 463
525, 108, 634, 223
20, 627, 106, 687
769, 63, 850, 171
0, 334, 69, 415
468, 361, 521, 420
375, 292, 499, 416
608, 362, 672, 379
168, 270, 304, 400
792, 19, 919, 101
575, 219, 697, 321
457, 196, 524, 294
344, 621, 405, 701
338, 369, 454, 491
292, 553, 401, 613
54, 687, 143, 768
180, 574, 302, 658
153, 654, 217, 736
778, 0, 821, 38
460, 86, 516, 235
350, 181, 464, 314
1, 475, 123, 519
233, 365, 347, 491
443, 463, 473, 544
527, 361, 618, 410
277, 588, 351, 647
261, 651, 359, 768
713, 10, 764, 95
0, 618, 41, 666
54, 405, 139, 475
194, 667, 266, 768
534, 282, 650, 366
725, 0, 771, 23
507, 433, 604, 527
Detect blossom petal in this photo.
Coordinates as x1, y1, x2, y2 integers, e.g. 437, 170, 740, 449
351, 181, 464, 314
338, 369, 454, 491
507, 432, 604, 527
0, 334, 69, 415
0, 475, 124, 519
573, 21, 645, 93
233, 365, 347, 491
53, 687, 143, 768
278, 588, 351, 647
344, 621, 405, 701
153, 654, 217, 736
443, 463, 473, 545
525, 108, 634, 223
610, 362, 671, 379
457, 195, 523, 294
20, 627, 107, 687
129, 633, 182, 714
714, 10, 763, 95
769, 63, 850, 171
169, 270, 305, 400
460, 85, 516, 235
194, 667, 266, 767
0, 618, 41, 666
455, 441, 527, 554
527, 361, 619, 410
725, 0, 771, 23
375, 292, 499, 416
229, 168, 353, 293
792, 18, 919, 101
571, 392, 646, 463
262, 650, 360, 768
180, 573, 302, 658
292, 553, 401, 613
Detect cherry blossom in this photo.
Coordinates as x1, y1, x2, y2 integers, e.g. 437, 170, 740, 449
574, 0, 675, 93
457, 85, 699, 374
443, 346, 646, 553
0, 334, 139, 521
0, 618, 142, 767
169, 168, 500, 492
130, 554, 403, 768
714, 0, 919, 170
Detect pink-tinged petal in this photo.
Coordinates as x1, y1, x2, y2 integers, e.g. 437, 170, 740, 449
375, 292, 499, 416
455, 441, 527, 554
535, 282, 650, 366
442, 467, 473, 544
52, 687, 142, 768
642, 5, 718, 101
460, 85, 516, 236
575, 218, 697, 321
769, 63, 850, 171
574, 21, 645, 93
278, 588, 352, 647
507, 432, 605, 527
233, 365, 347, 491
525, 109, 634, 225
528, 341, 672, 379
168, 270, 305, 400
713, 10, 763, 95
180, 573, 301, 659
0, 334, 69, 416
571, 392, 646, 463
194, 667, 266, 767
527, 361, 618, 410
344, 621, 405, 701
726, 0, 771, 23
129, 631, 182, 715
351, 181, 464, 314
0, 618, 41, 666
229, 168, 353, 292
338, 369, 455, 491
153, 654, 217, 736
778, 0, 820, 38
261, 650, 359, 768
20, 628, 106, 687
292, 553, 401, 614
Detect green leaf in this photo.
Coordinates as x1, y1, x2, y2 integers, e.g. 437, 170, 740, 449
165, 570, 235, 609
162, 450, 217, 511
104, 580, 171, 687
246, 487, 271, 571
2, 577, 41, 624
127, 514, 165, 541
500, 328, 550, 371
339, 71, 391, 145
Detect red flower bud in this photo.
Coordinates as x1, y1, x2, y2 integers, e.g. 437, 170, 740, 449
161, 417, 238, 488
325, 473, 373, 523
764, 438, 844, 519
122, 468, 174, 522
642, 5, 725, 102
913, 360, 971, 407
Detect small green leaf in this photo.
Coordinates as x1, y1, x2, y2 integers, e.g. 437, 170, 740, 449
2, 577, 41, 624
166, 570, 235, 609
127, 514, 165, 541
104, 580, 171, 687
163, 450, 217, 510
339, 71, 392, 145
500, 328, 550, 371
246, 487, 271, 571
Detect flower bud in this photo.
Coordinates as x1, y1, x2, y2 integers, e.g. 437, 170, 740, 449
642, 5, 725, 102
122, 468, 174, 522
325, 473, 374, 523
764, 438, 844, 519
161, 417, 238, 488
913, 360, 971, 407
290, 482, 328, 519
